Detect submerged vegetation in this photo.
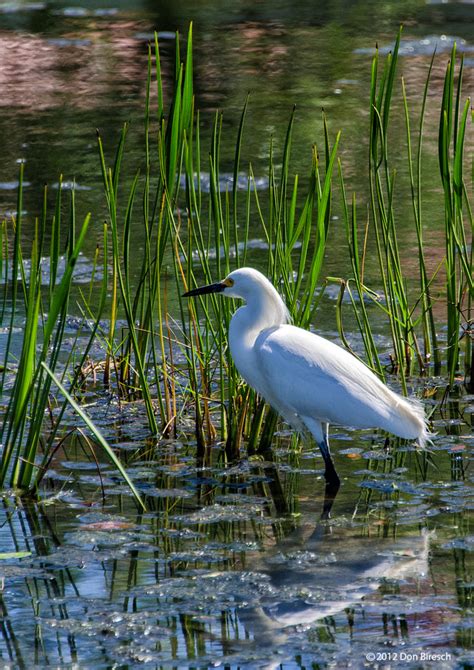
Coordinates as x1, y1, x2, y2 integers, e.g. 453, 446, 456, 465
0, 25, 472, 499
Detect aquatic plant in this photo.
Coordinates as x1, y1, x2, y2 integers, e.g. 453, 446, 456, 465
174, 106, 340, 457
0, 173, 145, 509
96, 28, 195, 438
337, 29, 472, 391
0, 25, 472, 498
437, 44, 473, 386
167, 27, 472, 455
0, 174, 95, 492
94, 25, 340, 457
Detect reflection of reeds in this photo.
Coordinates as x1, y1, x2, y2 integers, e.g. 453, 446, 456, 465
0, 433, 470, 667
0, 493, 441, 668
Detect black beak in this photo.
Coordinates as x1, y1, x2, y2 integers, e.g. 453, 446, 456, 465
182, 281, 226, 297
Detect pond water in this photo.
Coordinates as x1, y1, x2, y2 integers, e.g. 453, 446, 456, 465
0, 1, 473, 669
1, 417, 473, 669
0, 0, 473, 290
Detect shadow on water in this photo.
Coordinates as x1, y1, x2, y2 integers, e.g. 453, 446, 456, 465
0, 405, 472, 668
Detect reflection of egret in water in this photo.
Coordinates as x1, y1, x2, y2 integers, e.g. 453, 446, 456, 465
236, 520, 432, 668
252, 447, 340, 520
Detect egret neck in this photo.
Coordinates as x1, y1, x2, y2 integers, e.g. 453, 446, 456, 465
228, 280, 289, 395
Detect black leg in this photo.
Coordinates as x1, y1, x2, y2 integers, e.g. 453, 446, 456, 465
321, 451, 340, 520
308, 428, 340, 519
324, 459, 340, 488
321, 479, 340, 520
318, 437, 340, 488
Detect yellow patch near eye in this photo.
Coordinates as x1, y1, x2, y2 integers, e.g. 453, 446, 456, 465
223, 277, 234, 287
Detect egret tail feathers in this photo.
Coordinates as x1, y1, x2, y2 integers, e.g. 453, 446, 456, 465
391, 394, 432, 448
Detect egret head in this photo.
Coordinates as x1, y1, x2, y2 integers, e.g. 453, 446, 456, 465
183, 267, 290, 325
183, 267, 272, 301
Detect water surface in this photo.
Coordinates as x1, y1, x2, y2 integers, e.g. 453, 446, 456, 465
0, 2, 473, 668
1, 420, 473, 668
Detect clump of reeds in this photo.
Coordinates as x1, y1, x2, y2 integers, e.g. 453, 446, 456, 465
174, 106, 340, 457
166, 27, 472, 455
0, 25, 471, 501
0, 173, 85, 486
92, 25, 339, 458
338, 29, 472, 391
0, 171, 144, 507
437, 44, 473, 387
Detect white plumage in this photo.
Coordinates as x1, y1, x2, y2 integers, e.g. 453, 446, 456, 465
184, 267, 429, 486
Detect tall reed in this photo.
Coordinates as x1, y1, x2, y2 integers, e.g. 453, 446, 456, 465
438, 45, 473, 386
96, 25, 195, 437
173, 104, 340, 456
1, 26, 472, 499
0, 174, 145, 508
338, 30, 472, 391
0, 173, 96, 491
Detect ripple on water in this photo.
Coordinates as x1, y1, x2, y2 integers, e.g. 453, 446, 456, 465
179, 171, 269, 193
0, 180, 31, 189
0, 2, 45, 13
46, 38, 92, 48
0, 253, 104, 285
354, 35, 474, 56
53, 7, 119, 17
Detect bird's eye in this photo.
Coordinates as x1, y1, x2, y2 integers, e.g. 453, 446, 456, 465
223, 278, 234, 287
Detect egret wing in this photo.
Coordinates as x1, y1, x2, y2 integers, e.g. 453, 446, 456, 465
255, 325, 423, 438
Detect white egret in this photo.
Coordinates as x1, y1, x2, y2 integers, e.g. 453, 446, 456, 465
184, 267, 429, 486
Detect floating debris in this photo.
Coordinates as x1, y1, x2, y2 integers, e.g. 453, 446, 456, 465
0, 181, 31, 190
174, 502, 266, 524
354, 35, 474, 57
0, 2, 45, 13
179, 171, 269, 193
0, 253, 104, 285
